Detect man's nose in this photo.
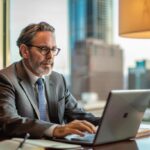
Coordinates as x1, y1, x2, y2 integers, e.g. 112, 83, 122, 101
46, 50, 53, 58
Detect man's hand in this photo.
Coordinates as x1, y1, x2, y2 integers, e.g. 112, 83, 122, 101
53, 120, 97, 138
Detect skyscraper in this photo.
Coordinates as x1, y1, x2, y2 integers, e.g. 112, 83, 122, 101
69, 0, 113, 52
128, 60, 150, 89
72, 38, 123, 100
69, 0, 122, 100
69, 0, 87, 51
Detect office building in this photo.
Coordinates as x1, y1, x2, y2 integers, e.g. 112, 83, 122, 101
69, 0, 113, 51
128, 60, 150, 89
72, 38, 123, 100
69, 0, 114, 98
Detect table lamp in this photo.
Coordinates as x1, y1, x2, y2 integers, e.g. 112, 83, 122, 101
119, 0, 150, 38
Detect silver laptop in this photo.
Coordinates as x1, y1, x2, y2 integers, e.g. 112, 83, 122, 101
53, 90, 150, 146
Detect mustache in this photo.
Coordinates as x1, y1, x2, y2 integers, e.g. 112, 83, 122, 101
42, 60, 54, 64
41, 60, 54, 66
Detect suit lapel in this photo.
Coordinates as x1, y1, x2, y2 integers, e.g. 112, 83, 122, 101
45, 76, 59, 123
16, 61, 40, 119
19, 80, 40, 119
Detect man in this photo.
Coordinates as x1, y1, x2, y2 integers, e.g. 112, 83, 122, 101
0, 22, 100, 138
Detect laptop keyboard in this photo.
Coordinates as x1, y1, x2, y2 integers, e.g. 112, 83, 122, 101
65, 132, 95, 142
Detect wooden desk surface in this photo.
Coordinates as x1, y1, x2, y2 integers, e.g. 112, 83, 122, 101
82, 137, 150, 150
0, 136, 150, 150
1, 124, 150, 150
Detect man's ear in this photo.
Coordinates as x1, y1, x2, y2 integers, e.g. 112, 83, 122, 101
20, 44, 30, 58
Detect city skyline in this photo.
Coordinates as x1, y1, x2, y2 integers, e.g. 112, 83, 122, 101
10, 0, 150, 78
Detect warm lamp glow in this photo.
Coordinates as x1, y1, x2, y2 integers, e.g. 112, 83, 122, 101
119, 0, 150, 38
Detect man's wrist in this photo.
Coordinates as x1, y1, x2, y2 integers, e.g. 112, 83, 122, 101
44, 124, 59, 137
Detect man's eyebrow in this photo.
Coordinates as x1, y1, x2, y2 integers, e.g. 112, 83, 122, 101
41, 45, 57, 49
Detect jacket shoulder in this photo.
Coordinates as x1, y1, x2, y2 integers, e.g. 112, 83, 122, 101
48, 71, 67, 87
0, 63, 16, 77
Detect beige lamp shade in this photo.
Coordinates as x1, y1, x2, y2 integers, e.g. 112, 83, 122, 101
119, 0, 150, 38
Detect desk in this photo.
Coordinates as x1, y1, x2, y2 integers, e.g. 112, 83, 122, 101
1, 123, 150, 150
0, 136, 150, 150
83, 137, 150, 150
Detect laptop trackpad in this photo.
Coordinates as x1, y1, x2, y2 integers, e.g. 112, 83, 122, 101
65, 133, 95, 142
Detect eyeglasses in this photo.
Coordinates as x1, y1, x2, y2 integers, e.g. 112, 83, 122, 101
27, 44, 61, 56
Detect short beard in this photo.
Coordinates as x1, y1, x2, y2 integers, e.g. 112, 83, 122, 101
40, 62, 54, 76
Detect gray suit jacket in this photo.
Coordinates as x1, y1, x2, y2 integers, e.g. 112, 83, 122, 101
0, 61, 99, 138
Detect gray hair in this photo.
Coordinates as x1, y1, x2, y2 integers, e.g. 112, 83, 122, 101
16, 22, 55, 48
